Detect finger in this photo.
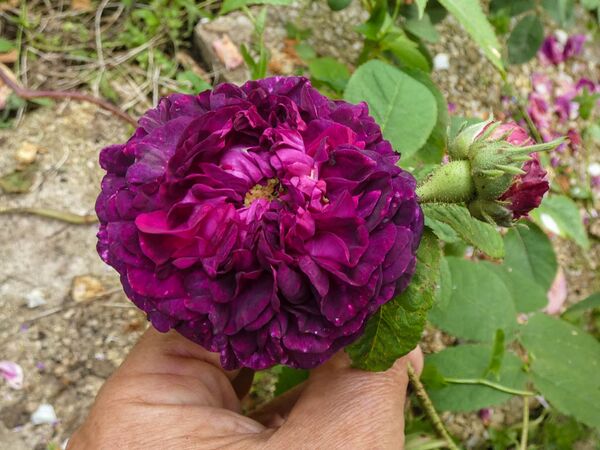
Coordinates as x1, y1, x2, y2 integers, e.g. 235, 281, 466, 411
120, 327, 239, 380
407, 346, 424, 376
251, 346, 424, 429
270, 350, 416, 449
105, 328, 246, 412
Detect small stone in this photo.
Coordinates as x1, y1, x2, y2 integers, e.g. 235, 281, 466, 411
0, 403, 29, 430
433, 53, 450, 71
15, 142, 41, 166
588, 217, 600, 239
588, 162, 600, 177
25, 289, 46, 309
31, 403, 57, 425
193, 13, 252, 84
90, 359, 115, 379
71, 275, 105, 303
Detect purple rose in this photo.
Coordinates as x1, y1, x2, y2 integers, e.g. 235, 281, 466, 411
96, 77, 423, 370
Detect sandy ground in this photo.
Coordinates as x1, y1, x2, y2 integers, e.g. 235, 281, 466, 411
0, 103, 145, 449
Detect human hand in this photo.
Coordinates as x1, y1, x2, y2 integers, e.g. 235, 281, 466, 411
68, 328, 423, 450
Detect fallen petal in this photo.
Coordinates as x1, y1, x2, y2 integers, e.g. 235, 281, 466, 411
546, 267, 567, 315
0, 361, 24, 389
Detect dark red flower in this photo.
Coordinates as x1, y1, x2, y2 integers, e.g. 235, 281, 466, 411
96, 77, 423, 370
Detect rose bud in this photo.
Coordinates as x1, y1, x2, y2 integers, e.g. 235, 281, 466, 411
418, 120, 563, 226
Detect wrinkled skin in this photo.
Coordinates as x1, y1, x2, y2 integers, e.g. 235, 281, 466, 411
487, 123, 549, 219
68, 328, 423, 450
96, 77, 423, 370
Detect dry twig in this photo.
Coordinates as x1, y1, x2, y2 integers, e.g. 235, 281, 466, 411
0, 63, 137, 126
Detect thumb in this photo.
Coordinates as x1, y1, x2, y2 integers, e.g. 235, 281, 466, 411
269, 348, 423, 449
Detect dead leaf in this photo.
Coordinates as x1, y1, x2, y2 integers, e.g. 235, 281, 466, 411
71, 275, 106, 302
282, 39, 303, 65
0, 164, 37, 194
70, 0, 92, 11
212, 35, 243, 70
0, 49, 18, 64
268, 48, 297, 75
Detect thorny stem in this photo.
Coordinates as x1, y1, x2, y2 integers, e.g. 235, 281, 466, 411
519, 397, 530, 450
443, 378, 536, 397
407, 363, 459, 450
0, 65, 137, 126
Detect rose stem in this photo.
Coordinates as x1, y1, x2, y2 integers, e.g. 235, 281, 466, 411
407, 363, 459, 450
519, 397, 529, 450
0, 65, 137, 127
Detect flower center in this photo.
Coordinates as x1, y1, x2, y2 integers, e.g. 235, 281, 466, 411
244, 178, 280, 206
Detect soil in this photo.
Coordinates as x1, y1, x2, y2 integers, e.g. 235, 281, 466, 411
0, 103, 145, 449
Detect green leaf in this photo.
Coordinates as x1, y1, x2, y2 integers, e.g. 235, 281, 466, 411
400, 69, 448, 165
481, 261, 548, 313
220, 0, 292, 14
0, 38, 16, 53
307, 57, 350, 94
420, 363, 447, 389
563, 292, 600, 316
425, 216, 460, 243
327, 0, 353, 11
176, 71, 211, 94
483, 329, 506, 379
490, 0, 535, 15
530, 195, 590, 250
344, 60, 437, 159
429, 257, 517, 341
29, 98, 55, 107
434, 256, 452, 308
355, 2, 390, 41
383, 36, 431, 72
347, 231, 441, 371
581, 0, 600, 9
426, 0, 448, 24
274, 366, 308, 396
520, 313, 600, 429
436, 0, 504, 74
0, 165, 38, 194
574, 89, 600, 121
421, 203, 504, 258
404, 14, 440, 43
507, 15, 544, 64
504, 222, 557, 291
415, 0, 429, 18
448, 116, 481, 141
294, 42, 316, 61
542, 0, 575, 26
425, 344, 527, 412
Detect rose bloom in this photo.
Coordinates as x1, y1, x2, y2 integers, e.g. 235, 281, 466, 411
96, 77, 423, 369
